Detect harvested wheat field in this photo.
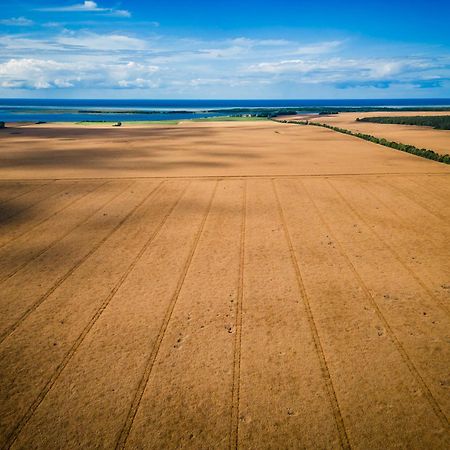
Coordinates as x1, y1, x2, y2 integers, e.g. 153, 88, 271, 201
0, 120, 449, 449
308, 111, 450, 155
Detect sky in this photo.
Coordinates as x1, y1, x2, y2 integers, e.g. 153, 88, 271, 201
0, 0, 449, 99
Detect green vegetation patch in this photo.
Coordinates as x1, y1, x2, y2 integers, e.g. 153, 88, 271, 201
74, 116, 266, 126
356, 115, 450, 130
191, 116, 268, 122
75, 120, 180, 126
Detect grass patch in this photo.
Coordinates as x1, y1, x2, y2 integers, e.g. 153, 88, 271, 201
191, 116, 268, 122
75, 120, 181, 126
73, 116, 267, 126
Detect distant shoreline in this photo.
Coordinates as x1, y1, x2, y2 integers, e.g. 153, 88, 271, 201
3, 103, 450, 124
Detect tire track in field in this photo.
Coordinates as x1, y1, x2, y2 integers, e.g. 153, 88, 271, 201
357, 176, 450, 237
0, 180, 137, 345
115, 180, 219, 450
2, 171, 448, 182
4, 180, 188, 450
407, 175, 450, 201
408, 175, 450, 198
0, 181, 54, 206
339, 178, 450, 317
229, 180, 247, 450
1, 180, 68, 225
381, 177, 450, 223
0, 182, 99, 250
0, 182, 64, 225
272, 179, 351, 450
0, 181, 110, 284
309, 179, 449, 429
408, 174, 450, 200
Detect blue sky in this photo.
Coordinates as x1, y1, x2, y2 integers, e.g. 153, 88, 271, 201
0, 0, 449, 98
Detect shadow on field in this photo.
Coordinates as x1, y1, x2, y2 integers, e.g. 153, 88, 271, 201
0, 126, 264, 173
0, 200, 27, 225
0, 179, 227, 297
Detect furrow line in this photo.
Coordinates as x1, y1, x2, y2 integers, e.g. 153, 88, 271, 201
0, 181, 55, 206
229, 180, 247, 450
0, 181, 110, 284
381, 177, 449, 223
4, 179, 184, 449
315, 179, 449, 429
272, 179, 351, 450
0, 180, 137, 346
407, 175, 450, 201
1, 172, 449, 182
115, 180, 219, 450
0, 182, 67, 228
342, 179, 450, 317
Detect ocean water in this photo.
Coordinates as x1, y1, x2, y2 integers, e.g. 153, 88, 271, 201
1, 98, 450, 122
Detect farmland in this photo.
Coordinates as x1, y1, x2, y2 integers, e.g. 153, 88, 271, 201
0, 120, 449, 449
309, 111, 450, 155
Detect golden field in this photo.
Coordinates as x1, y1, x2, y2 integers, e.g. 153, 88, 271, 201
0, 120, 449, 449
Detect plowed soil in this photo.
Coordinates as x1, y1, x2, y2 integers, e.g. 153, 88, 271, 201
0, 121, 449, 449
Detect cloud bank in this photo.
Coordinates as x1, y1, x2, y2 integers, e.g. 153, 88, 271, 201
0, 27, 449, 97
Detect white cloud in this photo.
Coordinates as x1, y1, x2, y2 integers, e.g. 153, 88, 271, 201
0, 17, 34, 26
0, 58, 160, 90
43, 22, 64, 28
0, 30, 448, 95
294, 40, 343, 55
229, 37, 291, 47
245, 56, 450, 88
56, 32, 148, 50
40, 1, 104, 11
247, 58, 357, 74
110, 9, 132, 18
38, 1, 131, 17
199, 46, 246, 58
0, 59, 71, 89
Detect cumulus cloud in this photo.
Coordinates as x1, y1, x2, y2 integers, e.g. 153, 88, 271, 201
38, 1, 131, 17
0, 58, 159, 90
0, 17, 34, 26
0, 29, 448, 94
245, 56, 450, 89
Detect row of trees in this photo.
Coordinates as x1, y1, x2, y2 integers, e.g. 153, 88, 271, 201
274, 119, 450, 165
356, 115, 450, 130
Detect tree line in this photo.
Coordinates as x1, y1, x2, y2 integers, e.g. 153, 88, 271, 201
356, 115, 450, 130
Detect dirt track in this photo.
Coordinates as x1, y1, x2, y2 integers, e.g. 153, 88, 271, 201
0, 121, 449, 449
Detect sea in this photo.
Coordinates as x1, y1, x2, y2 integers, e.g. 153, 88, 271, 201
1, 98, 450, 123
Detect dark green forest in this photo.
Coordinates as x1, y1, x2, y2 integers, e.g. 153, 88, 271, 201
356, 115, 450, 130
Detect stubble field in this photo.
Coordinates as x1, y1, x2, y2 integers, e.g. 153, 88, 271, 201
308, 111, 450, 155
0, 120, 449, 449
